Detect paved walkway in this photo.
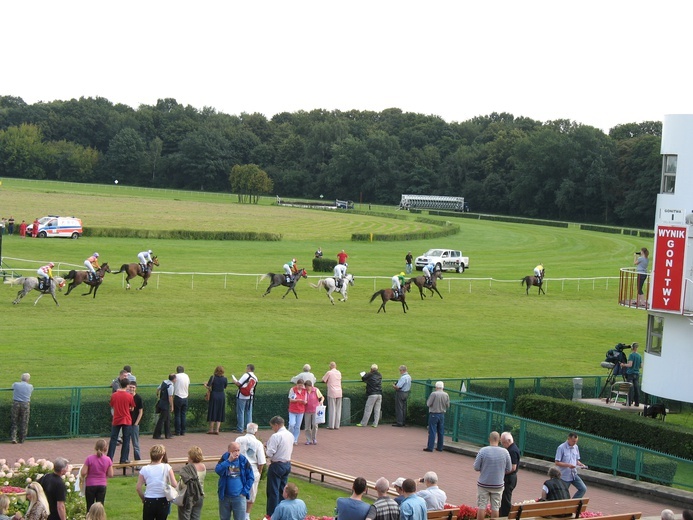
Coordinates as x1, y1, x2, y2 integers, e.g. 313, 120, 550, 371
3, 426, 689, 517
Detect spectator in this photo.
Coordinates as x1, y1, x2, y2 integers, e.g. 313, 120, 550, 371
391, 478, 406, 506
554, 432, 588, 498
153, 374, 175, 440
473, 431, 512, 520
290, 364, 316, 385
173, 365, 190, 436
336, 477, 371, 520
81, 439, 114, 511
271, 483, 307, 520
19, 219, 28, 238
392, 365, 411, 427
216, 442, 255, 520
11, 373, 34, 444
16, 481, 50, 520
0, 495, 10, 520
357, 364, 382, 428
137, 445, 177, 520
176, 446, 206, 520
424, 382, 449, 452
405, 251, 413, 274
111, 370, 128, 393
499, 432, 520, 517
32, 218, 39, 238
123, 365, 136, 383
107, 379, 135, 464
127, 381, 143, 461
322, 361, 343, 429
416, 472, 446, 510
315, 247, 323, 259
661, 511, 675, 520
85, 503, 107, 520
265, 416, 294, 518
8, 216, 15, 235
682, 510, 692, 520
234, 364, 258, 433
366, 477, 400, 520
39, 457, 70, 520
337, 250, 348, 265
236, 423, 267, 520
540, 466, 570, 501
399, 479, 427, 520
205, 365, 228, 435
287, 380, 308, 444
303, 380, 324, 445
620, 343, 642, 407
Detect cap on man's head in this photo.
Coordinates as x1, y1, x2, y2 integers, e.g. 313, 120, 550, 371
371, 364, 378, 370
392, 477, 406, 488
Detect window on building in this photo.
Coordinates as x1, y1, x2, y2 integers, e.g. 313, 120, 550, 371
646, 315, 663, 355
661, 155, 677, 193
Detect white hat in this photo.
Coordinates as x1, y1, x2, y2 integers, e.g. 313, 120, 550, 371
392, 477, 406, 488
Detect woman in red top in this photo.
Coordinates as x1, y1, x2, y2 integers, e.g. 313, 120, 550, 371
287, 379, 308, 445
303, 380, 324, 445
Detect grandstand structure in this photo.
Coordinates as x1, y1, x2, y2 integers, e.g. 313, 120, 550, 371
399, 194, 467, 212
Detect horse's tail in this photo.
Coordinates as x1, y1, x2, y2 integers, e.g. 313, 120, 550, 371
520, 277, 527, 287
3, 277, 25, 286
260, 273, 273, 282
310, 279, 326, 290
112, 264, 129, 274
64, 270, 77, 280
369, 290, 384, 303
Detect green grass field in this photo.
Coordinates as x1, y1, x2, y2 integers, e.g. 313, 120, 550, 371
1, 178, 650, 388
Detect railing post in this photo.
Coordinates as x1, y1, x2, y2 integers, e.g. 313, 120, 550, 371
507, 378, 515, 414
71, 387, 81, 436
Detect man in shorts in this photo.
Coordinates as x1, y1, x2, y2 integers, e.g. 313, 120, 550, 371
473, 431, 511, 520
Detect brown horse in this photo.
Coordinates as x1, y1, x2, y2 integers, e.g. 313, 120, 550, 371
112, 257, 160, 290
260, 268, 308, 299
521, 269, 545, 295
409, 269, 444, 300
369, 282, 411, 313
64, 263, 111, 298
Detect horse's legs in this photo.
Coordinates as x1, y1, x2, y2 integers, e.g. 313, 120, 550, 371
49, 288, 59, 306
91, 284, 98, 298
83, 284, 94, 296
418, 285, 425, 300
327, 288, 335, 305
401, 299, 407, 313
432, 286, 443, 299
65, 282, 75, 296
538, 284, 545, 295
13, 289, 27, 305
138, 274, 149, 290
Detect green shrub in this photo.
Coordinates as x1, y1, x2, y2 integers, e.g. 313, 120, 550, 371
83, 227, 282, 241
313, 257, 338, 272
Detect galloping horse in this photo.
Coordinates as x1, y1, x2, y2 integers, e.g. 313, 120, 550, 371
409, 270, 444, 300
310, 274, 355, 304
521, 269, 545, 295
64, 263, 111, 298
6, 276, 66, 306
112, 256, 160, 290
260, 268, 308, 299
369, 282, 411, 313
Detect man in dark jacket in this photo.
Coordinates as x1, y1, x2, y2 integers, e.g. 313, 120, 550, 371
216, 442, 255, 520
357, 364, 383, 427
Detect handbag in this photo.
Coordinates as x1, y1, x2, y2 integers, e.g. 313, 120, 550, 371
315, 404, 326, 424
205, 376, 213, 401
164, 466, 179, 502
172, 480, 187, 507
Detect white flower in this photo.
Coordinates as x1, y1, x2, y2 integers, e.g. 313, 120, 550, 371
17, 459, 25, 465
27, 458, 35, 466
0, 472, 5, 478
26, 478, 32, 483
6, 472, 13, 478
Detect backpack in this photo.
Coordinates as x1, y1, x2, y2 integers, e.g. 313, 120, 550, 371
239, 374, 257, 396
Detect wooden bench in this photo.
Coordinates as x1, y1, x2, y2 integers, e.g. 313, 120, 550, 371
589, 514, 640, 520
428, 509, 458, 520
290, 460, 389, 497
508, 498, 590, 520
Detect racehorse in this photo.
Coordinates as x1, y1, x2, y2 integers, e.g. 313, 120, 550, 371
369, 282, 411, 314
6, 276, 66, 306
64, 263, 111, 298
112, 257, 160, 290
409, 269, 444, 300
260, 268, 308, 299
521, 269, 545, 295
310, 274, 355, 304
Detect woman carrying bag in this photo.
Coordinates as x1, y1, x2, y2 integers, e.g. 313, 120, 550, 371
137, 444, 177, 520
176, 446, 206, 520
204, 366, 228, 435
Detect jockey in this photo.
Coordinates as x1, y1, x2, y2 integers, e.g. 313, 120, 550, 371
85, 252, 100, 281
37, 262, 55, 285
423, 262, 436, 285
534, 263, 544, 283
391, 272, 406, 299
334, 263, 347, 288
283, 258, 297, 283
138, 250, 153, 272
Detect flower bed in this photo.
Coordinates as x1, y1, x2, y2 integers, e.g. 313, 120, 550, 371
0, 458, 86, 520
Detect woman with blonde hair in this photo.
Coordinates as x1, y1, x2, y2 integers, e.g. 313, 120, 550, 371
176, 446, 206, 520
85, 502, 107, 520
12, 482, 49, 520
81, 439, 114, 510
137, 444, 177, 520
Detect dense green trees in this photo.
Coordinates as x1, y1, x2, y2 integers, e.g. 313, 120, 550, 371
0, 95, 663, 226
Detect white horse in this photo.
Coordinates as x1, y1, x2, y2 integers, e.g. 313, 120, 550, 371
5, 277, 66, 306
311, 274, 355, 304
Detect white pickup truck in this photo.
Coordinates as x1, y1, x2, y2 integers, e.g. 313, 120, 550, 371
415, 248, 470, 273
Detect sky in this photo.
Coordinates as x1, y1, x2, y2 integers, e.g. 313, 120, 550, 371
4, 0, 692, 133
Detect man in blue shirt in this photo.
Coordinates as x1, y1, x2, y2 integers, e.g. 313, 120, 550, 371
554, 433, 587, 498
620, 343, 642, 407
399, 479, 427, 520
392, 365, 412, 427
216, 442, 255, 520
271, 483, 307, 520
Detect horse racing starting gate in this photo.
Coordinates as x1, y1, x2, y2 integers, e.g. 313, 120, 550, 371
399, 194, 466, 211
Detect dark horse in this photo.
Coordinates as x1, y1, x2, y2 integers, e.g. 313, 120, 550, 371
260, 268, 308, 299
521, 269, 545, 295
64, 263, 111, 298
112, 257, 160, 290
369, 282, 411, 313
409, 269, 444, 300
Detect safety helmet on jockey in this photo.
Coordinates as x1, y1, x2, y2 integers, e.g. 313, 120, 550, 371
93, 252, 99, 258
292, 258, 297, 263
344, 263, 348, 268
48, 262, 55, 268
400, 272, 405, 277
148, 250, 153, 255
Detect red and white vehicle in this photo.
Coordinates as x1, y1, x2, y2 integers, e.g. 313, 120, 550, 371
26, 216, 83, 239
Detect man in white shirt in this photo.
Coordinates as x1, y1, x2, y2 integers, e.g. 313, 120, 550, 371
236, 423, 267, 520
416, 472, 447, 510
173, 365, 190, 436
265, 416, 295, 519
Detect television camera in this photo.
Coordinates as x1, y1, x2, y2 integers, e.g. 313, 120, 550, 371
599, 343, 632, 400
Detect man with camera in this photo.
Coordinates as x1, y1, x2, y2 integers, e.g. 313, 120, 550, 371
620, 343, 642, 406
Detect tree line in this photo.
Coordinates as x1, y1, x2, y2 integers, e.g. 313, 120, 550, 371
0, 95, 662, 227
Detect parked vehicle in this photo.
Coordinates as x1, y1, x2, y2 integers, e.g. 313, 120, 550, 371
415, 248, 469, 273
26, 216, 83, 239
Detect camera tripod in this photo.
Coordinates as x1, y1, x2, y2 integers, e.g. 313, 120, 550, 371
599, 364, 625, 402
